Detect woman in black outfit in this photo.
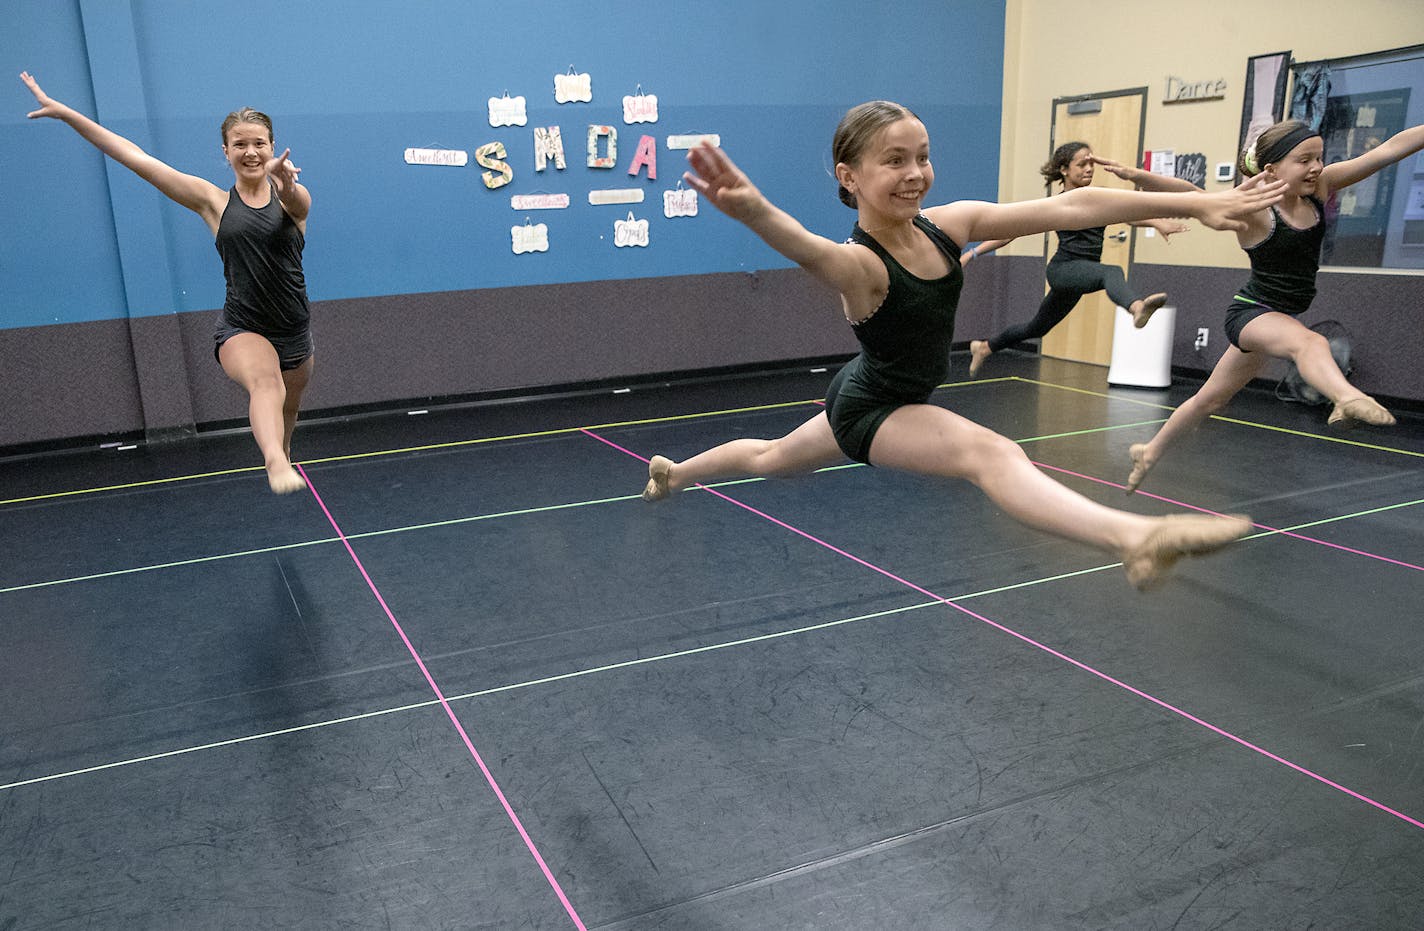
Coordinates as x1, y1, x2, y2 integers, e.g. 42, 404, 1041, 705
964, 141, 1186, 377
22, 71, 314, 494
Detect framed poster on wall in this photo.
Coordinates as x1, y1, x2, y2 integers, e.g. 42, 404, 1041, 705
1319, 88, 1410, 265
1239, 50, 1292, 160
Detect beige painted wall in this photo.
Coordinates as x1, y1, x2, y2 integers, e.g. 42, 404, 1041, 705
998, 0, 1424, 269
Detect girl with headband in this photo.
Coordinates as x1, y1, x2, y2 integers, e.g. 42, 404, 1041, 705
641, 101, 1288, 589
1118, 117, 1424, 494
963, 140, 1188, 377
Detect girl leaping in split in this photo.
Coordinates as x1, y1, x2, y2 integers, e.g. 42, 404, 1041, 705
640, 101, 1286, 588
1118, 118, 1420, 494
964, 141, 1189, 377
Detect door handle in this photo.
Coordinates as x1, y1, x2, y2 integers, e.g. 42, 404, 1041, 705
1108, 230, 1129, 242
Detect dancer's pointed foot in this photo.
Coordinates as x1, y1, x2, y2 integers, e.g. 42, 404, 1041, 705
1122, 513, 1252, 591
642, 455, 674, 501
1125, 443, 1153, 495
968, 340, 992, 377
1327, 395, 1395, 429
1130, 292, 1168, 329
266, 461, 306, 495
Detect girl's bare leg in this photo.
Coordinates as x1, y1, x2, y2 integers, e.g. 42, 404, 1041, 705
642, 411, 845, 500
868, 404, 1249, 588
280, 355, 314, 460
1238, 313, 1393, 428
1126, 345, 1266, 494
218, 333, 305, 494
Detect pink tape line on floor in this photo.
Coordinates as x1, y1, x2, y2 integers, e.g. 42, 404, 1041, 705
581, 430, 1424, 831
297, 465, 587, 930
1033, 460, 1424, 573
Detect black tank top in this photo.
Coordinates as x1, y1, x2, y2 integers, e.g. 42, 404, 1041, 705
844, 215, 964, 402
215, 184, 310, 335
1052, 225, 1104, 263
1237, 195, 1324, 314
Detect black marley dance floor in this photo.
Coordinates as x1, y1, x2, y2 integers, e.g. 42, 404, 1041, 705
2, 351, 1422, 929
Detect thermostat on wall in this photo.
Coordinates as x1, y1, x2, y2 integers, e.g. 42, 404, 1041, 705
1215, 162, 1236, 182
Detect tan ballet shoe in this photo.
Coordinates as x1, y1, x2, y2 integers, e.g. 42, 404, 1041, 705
267, 462, 306, 495
1327, 396, 1395, 429
968, 340, 992, 377
1131, 293, 1168, 329
1125, 443, 1152, 495
1122, 513, 1252, 591
642, 455, 674, 501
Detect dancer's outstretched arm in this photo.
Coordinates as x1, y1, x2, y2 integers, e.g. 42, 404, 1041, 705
1093, 155, 1205, 193
925, 172, 1284, 246
20, 70, 226, 230
264, 149, 311, 224
683, 142, 884, 312
960, 238, 1014, 266
1319, 123, 1424, 197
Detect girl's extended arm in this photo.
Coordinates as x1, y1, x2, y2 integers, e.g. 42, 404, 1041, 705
682, 142, 881, 303
266, 149, 311, 225
960, 238, 1013, 266
925, 174, 1284, 246
1130, 218, 1190, 240
21, 70, 226, 230
1093, 155, 1204, 193
1320, 123, 1424, 198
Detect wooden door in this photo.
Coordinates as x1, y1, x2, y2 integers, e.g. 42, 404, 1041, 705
1040, 89, 1146, 366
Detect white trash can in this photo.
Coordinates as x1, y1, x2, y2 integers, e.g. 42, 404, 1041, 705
1106, 304, 1176, 389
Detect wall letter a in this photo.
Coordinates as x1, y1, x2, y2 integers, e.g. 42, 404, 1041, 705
627, 134, 657, 180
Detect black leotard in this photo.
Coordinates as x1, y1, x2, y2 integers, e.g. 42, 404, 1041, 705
825, 215, 964, 463
1052, 225, 1105, 263
1223, 195, 1324, 348
212, 183, 313, 368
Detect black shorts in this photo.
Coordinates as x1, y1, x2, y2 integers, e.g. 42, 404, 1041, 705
825, 364, 924, 465
213, 323, 313, 371
1223, 296, 1301, 350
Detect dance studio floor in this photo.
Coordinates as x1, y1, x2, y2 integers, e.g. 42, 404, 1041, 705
2, 352, 1422, 930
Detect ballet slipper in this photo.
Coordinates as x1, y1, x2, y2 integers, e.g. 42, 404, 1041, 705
968, 340, 992, 377
266, 462, 306, 495
1122, 513, 1252, 591
1327, 396, 1395, 429
1131, 293, 1168, 329
1125, 443, 1152, 495
642, 455, 674, 501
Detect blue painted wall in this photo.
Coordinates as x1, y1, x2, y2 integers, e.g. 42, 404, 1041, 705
2, 0, 1005, 329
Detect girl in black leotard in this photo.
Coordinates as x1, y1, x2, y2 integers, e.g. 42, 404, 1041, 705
21, 70, 314, 494
1122, 118, 1423, 494
963, 142, 1187, 377
640, 101, 1288, 589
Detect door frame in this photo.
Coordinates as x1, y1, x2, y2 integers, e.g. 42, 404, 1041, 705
1040, 86, 1149, 364
1045, 85, 1149, 266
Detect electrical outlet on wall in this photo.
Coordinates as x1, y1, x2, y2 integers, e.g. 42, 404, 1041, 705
1194, 328, 1209, 350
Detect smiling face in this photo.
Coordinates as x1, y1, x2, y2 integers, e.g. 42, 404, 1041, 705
838, 116, 934, 222
1265, 136, 1324, 195
222, 121, 273, 182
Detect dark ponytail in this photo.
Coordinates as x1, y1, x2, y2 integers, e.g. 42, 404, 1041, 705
1040, 141, 1088, 185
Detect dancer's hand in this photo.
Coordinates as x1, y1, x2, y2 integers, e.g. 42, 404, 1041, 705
1150, 219, 1190, 241
1194, 173, 1286, 232
20, 71, 66, 120
265, 149, 301, 190
683, 143, 767, 224
1092, 155, 1145, 184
